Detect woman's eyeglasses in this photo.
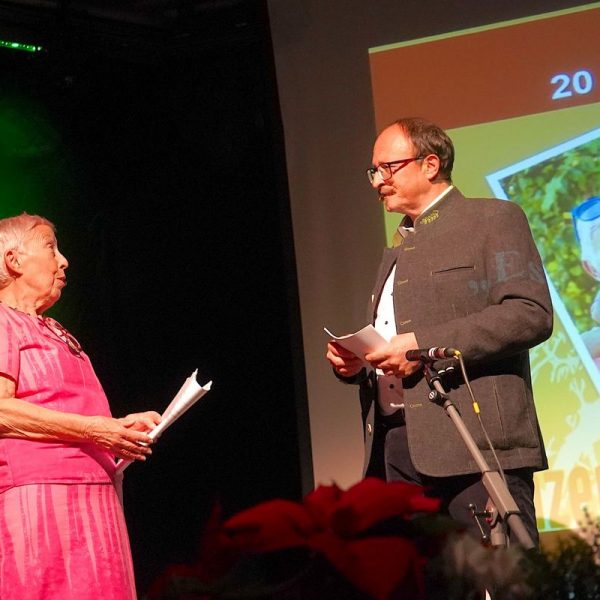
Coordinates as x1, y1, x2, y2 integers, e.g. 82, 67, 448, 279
40, 317, 83, 357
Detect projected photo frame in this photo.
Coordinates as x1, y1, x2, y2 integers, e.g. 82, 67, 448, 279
487, 127, 600, 396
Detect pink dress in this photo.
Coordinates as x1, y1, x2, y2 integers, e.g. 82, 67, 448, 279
0, 304, 136, 599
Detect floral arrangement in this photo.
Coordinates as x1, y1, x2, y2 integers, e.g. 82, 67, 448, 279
146, 478, 600, 600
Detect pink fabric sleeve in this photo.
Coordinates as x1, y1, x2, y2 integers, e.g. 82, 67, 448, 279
0, 308, 20, 382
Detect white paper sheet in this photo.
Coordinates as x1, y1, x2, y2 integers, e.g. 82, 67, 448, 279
115, 369, 212, 474
324, 324, 387, 365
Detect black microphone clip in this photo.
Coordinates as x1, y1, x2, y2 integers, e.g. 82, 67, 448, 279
405, 347, 459, 362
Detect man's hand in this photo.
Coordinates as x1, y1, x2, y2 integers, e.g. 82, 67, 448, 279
327, 342, 364, 378
365, 332, 422, 378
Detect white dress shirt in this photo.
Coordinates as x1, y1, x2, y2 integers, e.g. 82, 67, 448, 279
374, 186, 454, 416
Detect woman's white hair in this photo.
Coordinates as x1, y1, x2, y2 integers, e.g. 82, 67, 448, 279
0, 213, 55, 289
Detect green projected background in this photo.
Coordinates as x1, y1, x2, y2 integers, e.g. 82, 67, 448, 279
0, 87, 77, 325
0, 96, 58, 214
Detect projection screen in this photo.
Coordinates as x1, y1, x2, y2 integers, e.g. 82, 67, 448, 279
268, 0, 600, 535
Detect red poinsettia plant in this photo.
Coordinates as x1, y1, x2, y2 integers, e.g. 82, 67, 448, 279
223, 477, 444, 599
148, 480, 600, 600
148, 477, 456, 600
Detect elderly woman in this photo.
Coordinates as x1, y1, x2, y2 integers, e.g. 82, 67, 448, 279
0, 213, 160, 599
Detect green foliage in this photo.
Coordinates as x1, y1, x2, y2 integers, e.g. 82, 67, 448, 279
525, 535, 600, 599
500, 139, 600, 332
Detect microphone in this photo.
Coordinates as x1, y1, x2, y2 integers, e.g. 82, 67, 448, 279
405, 347, 459, 361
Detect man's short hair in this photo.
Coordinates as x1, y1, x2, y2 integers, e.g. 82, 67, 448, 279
392, 117, 455, 182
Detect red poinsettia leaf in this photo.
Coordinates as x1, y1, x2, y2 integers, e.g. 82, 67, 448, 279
331, 478, 440, 536
303, 483, 343, 529
408, 493, 442, 514
223, 499, 314, 552
314, 535, 426, 600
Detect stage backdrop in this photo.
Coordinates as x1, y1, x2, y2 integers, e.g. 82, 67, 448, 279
0, 7, 306, 589
268, 0, 600, 535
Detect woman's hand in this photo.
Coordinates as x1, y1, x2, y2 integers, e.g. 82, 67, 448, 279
0, 377, 159, 462
119, 411, 162, 433
83, 415, 156, 461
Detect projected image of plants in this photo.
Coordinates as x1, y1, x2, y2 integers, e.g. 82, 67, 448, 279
499, 136, 600, 333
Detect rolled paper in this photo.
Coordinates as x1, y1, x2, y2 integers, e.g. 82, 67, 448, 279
115, 370, 212, 475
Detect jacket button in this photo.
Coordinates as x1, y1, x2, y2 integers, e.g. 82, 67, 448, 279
367, 424, 373, 436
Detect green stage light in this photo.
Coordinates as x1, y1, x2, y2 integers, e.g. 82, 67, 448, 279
0, 39, 43, 53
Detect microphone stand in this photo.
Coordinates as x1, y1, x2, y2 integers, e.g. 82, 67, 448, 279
423, 363, 535, 550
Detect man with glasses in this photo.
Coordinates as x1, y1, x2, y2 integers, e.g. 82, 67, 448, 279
326, 117, 553, 546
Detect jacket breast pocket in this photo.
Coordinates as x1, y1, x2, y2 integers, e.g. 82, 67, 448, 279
430, 264, 478, 318
431, 264, 475, 277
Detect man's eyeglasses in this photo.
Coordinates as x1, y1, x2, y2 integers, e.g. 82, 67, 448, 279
41, 316, 83, 357
366, 156, 424, 184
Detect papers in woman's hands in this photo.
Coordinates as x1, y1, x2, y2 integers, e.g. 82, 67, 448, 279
147, 370, 211, 441
324, 325, 387, 365
115, 369, 212, 475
